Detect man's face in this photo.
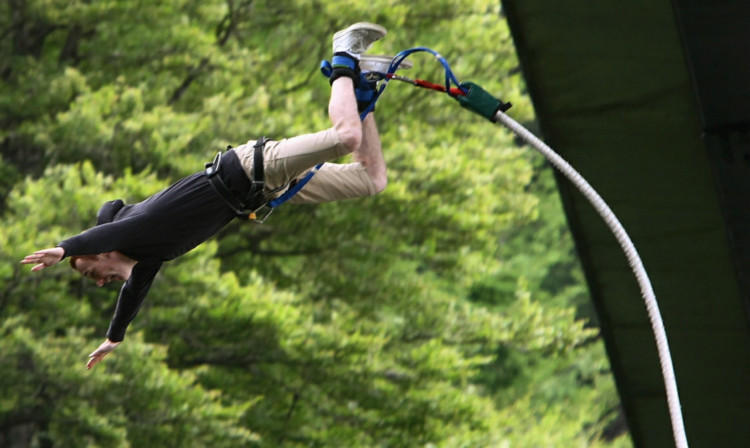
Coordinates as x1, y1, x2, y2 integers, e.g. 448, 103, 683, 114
73, 255, 129, 287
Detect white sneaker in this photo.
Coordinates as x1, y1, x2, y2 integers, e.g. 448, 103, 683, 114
360, 54, 413, 73
332, 22, 387, 58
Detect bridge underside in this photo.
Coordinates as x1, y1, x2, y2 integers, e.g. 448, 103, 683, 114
502, 1, 750, 447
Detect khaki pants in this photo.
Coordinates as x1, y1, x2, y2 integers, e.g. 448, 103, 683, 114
236, 127, 376, 204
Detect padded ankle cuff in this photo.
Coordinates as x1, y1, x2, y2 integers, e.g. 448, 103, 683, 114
328, 52, 361, 85
329, 67, 358, 85
331, 52, 358, 70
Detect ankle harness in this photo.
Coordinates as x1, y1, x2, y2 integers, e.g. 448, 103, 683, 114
320, 55, 380, 118
328, 52, 360, 85
205, 137, 270, 221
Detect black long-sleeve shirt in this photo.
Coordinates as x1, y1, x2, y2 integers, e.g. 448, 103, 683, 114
58, 149, 251, 341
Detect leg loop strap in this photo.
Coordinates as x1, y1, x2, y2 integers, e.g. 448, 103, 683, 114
205, 138, 271, 221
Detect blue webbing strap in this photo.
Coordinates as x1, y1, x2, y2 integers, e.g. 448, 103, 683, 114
267, 163, 323, 208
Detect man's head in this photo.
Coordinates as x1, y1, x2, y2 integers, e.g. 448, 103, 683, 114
69, 252, 134, 286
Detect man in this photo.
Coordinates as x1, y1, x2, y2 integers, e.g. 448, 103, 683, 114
21, 22, 392, 370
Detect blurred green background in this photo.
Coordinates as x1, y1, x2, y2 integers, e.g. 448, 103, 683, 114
0, 1, 631, 446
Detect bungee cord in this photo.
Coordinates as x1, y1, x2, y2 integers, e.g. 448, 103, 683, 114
494, 110, 688, 448
264, 53, 691, 447
261, 48, 689, 447
356, 48, 690, 448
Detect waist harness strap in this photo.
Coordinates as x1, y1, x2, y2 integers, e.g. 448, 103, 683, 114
205, 137, 269, 219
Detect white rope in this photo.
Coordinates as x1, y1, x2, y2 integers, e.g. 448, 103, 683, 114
493, 110, 688, 448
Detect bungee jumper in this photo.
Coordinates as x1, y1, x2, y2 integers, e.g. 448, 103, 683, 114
19, 23, 689, 447
20, 22, 405, 370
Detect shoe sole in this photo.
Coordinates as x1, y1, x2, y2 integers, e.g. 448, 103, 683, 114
333, 22, 387, 41
360, 54, 414, 72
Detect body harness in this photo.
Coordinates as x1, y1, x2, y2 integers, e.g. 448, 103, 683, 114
205, 136, 323, 223
204, 137, 271, 222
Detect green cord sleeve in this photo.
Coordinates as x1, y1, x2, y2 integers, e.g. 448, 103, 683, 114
455, 81, 512, 122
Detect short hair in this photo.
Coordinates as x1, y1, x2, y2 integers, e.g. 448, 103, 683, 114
69, 254, 104, 272
69, 255, 81, 270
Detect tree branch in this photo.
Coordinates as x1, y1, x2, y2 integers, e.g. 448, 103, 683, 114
168, 0, 250, 105
168, 57, 210, 105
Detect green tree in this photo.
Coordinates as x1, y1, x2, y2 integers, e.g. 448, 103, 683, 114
1, 0, 631, 446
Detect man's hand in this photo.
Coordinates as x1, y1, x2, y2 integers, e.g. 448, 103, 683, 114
87, 339, 120, 370
21, 247, 65, 272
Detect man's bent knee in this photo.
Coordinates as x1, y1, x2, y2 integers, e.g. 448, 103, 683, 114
335, 122, 362, 154
371, 175, 387, 195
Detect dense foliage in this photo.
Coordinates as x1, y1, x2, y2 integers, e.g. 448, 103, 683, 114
1, 0, 631, 446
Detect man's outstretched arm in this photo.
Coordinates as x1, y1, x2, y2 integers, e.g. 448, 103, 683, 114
87, 339, 120, 370
21, 247, 116, 369
85, 261, 161, 370
21, 247, 65, 271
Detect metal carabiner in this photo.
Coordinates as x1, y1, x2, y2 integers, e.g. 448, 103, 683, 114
248, 203, 275, 224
